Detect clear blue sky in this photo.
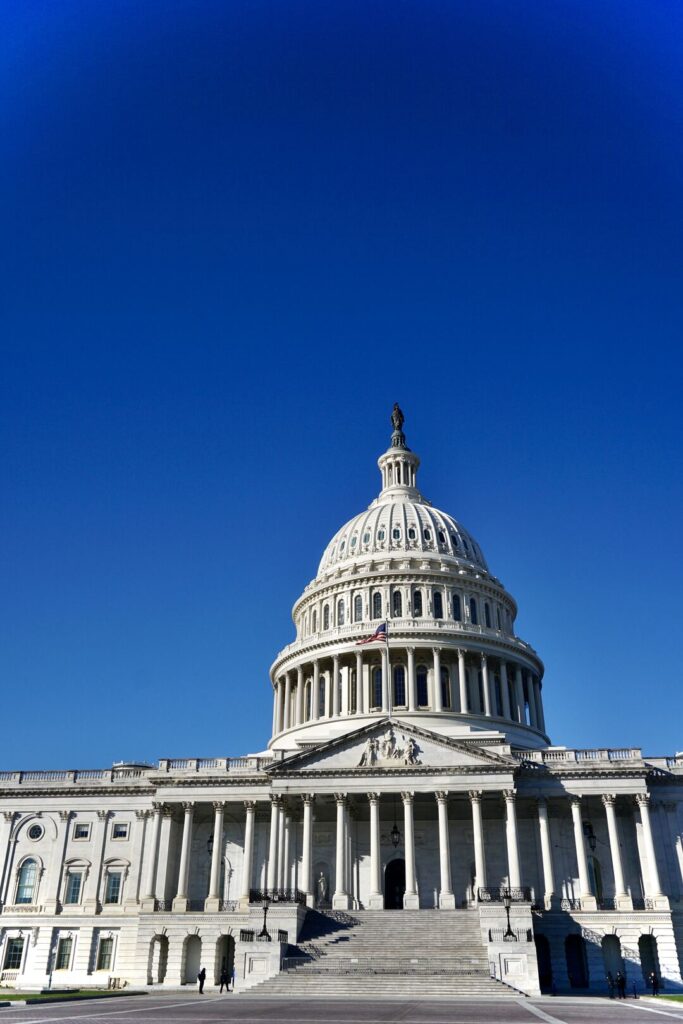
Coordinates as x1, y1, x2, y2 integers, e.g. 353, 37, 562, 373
1, 1, 682, 767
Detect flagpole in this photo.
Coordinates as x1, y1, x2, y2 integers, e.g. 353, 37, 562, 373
386, 622, 392, 719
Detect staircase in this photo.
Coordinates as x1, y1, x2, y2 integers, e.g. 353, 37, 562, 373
243, 909, 520, 998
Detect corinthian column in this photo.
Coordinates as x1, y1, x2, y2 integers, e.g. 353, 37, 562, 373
239, 801, 256, 907
469, 791, 486, 896
205, 801, 225, 911
301, 795, 315, 907
503, 791, 521, 889
402, 792, 419, 908
266, 796, 280, 891
458, 649, 469, 713
435, 792, 455, 909
172, 802, 194, 911
432, 648, 443, 712
499, 661, 511, 720
636, 794, 669, 909
481, 655, 491, 716
368, 793, 383, 909
407, 647, 416, 712
332, 795, 350, 909
537, 798, 555, 907
601, 795, 631, 910
570, 797, 597, 910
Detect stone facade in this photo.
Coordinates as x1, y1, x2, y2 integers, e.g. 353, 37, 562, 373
1, 412, 682, 995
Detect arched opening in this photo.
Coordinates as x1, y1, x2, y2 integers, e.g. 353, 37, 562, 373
452, 593, 462, 621
413, 589, 423, 617
602, 935, 623, 979
392, 590, 402, 618
470, 598, 478, 625
433, 591, 443, 619
147, 935, 169, 985
372, 592, 382, 619
393, 666, 406, 707
323, 605, 330, 630
354, 595, 363, 622
534, 935, 553, 993
319, 676, 326, 716
638, 934, 660, 986
182, 935, 202, 986
384, 859, 406, 910
565, 934, 589, 989
16, 858, 38, 904
215, 935, 235, 985
337, 600, 345, 626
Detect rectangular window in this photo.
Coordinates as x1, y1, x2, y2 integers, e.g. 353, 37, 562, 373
64, 872, 82, 905
3, 938, 24, 970
104, 872, 122, 904
111, 823, 129, 840
96, 937, 114, 971
73, 823, 90, 841
55, 936, 73, 971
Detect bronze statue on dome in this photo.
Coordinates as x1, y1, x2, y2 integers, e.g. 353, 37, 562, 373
390, 403, 408, 449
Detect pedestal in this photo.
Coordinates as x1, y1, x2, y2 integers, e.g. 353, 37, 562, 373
332, 893, 351, 910
403, 893, 419, 909
439, 892, 456, 910
368, 894, 384, 909
204, 896, 220, 912
172, 895, 188, 912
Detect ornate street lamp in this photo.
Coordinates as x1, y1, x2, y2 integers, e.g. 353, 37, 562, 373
258, 894, 272, 941
503, 889, 517, 941
390, 794, 400, 849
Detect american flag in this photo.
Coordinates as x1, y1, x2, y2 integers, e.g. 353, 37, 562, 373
355, 622, 388, 645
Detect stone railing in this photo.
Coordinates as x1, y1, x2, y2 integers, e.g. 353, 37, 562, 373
0, 756, 272, 787
156, 756, 272, 774
477, 886, 532, 903
512, 747, 642, 765
249, 888, 306, 905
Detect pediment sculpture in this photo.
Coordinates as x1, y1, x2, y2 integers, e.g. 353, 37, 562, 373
357, 726, 421, 767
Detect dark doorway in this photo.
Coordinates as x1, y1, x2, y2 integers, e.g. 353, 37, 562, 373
639, 934, 660, 986
534, 934, 553, 993
565, 933, 589, 988
384, 858, 406, 909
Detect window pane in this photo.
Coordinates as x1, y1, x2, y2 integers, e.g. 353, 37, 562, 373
372, 668, 382, 709
417, 668, 428, 707
105, 872, 122, 904
3, 938, 24, 970
413, 590, 423, 616
393, 666, 406, 706
65, 872, 82, 905
434, 592, 443, 619
97, 937, 113, 971
17, 860, 36, 904
56, 937, 72, 970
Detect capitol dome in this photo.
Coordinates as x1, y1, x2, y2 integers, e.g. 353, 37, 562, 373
269, 406, 546, 752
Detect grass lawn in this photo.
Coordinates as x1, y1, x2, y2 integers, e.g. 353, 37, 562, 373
1, 989, 144, 1002
661, 995, 683, 1002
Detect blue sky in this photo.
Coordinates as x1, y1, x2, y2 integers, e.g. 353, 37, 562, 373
1, 0, 682, 767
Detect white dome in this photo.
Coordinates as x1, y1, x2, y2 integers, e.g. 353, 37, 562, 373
318, 497, 488, 576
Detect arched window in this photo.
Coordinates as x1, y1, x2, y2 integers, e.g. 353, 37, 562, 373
312, 609, 318, 632
423, 528, 431, 542
323, 605, 330, 630
392, 590, 402, 617
16, 859, 37, 904
440, 667, 451, 709
484, 602, 491, 628
416, 666, 428, 707
413, 590, 423, 617
438, 530, 446, 544
372, 667, 383, 709
393, 666, 406, 707
349, 670, 357, 714
408, 527, 416, 540
372, 592, 382, 619
319, 676, 326, 717
354, 594, 363, 622
433, 591, 443, 619
452, 593, 462, 621
496, 606, 502, 629
337, 599, 345, 626
470, 598, 478, 625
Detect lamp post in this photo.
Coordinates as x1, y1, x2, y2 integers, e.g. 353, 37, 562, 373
503, 889, 517, 941
258, 895, 272, 941
390, 794, 400, 849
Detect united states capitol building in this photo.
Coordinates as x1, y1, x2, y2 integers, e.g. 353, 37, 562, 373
1, 408, 682, 997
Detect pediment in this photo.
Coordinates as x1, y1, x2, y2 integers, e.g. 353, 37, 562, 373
268, 719, 516, 775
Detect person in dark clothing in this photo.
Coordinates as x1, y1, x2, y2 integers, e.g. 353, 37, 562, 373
649, 971, 660, 996
606, 971, 615, 998
219, 967, 229, 993
616, 971, 626, 998
197, 967, 206, 994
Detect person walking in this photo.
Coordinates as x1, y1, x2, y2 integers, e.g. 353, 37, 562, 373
616, 971, 626, 998
219, 966, 229, 993
649, 971, 660, 996
231, 964, 236, 992
197, 966, 206, 994
606, 971, 615, 998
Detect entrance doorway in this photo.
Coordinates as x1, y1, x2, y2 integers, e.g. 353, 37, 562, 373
534, 934, 553, 993
215, 935, 235, 985
385, 858, 406, 909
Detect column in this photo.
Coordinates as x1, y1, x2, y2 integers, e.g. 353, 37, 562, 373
0, 812, 15, 909
534, 678, 546, 732
312, 661, 320, 720
141, 803, 164, 908
295, 666, 304, 726
332, 655, 341, 717
401, 792, 419, 909
239, 801, 256, 907
301, 795, 314, 907
636, 793, 669, 908
537, 798, 555, 908
432, 648, 443, 712
458, 649, 469, 713
324, 670, 332, 719
407, 647, 416, 712
601, 794, 631, 910
504, 790, 521, 889
266, 796, 280, 891
283, 672, 292, 731
368, 793, 383, 909
282, 814, 291, 892
469, 791, 487, 896
341, 665, 349, 716
381, 646, 390, 713
435, 792, 455, 909
570, 797, 597, 910
514, 666, 525, 723
500, 661, 511, 720
355, 652, 364, 714
527, 673, 538, 728
83, 809, 109, 913
481, 655, 491, 716
205, 801, 225, 911
333, 795, 350, 909
277, 802, 286, 888
172, 802, 194, 911
276, 679, 285, 733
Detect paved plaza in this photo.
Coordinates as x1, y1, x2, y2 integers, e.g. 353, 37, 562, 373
0, 995, 682, 1024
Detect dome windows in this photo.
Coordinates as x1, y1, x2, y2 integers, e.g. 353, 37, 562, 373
372, 592, 383, 619
350, 535, 357, 548
452, 593, 462, 621
451, 532, 459, 548
469, 598, 478, 625
363, 532, 370, 544
312, 610, 318, 632
416, 666, 428, 707
423, 528, 431, 542
408, 527, 416, 540
438, 530, 446, 544
393, 666, 406, 707
392, 528, 401, 541
372, 667, 383, 710
354, 594, 363, 622
337, 600, 345, 626
433, 591, 444, 619
340, 540, 345, 552
392, 590, 403, 617
323, 605, 330, 631
484, 602, 491, 629
413, 589, 423, 617
441, 667, 451, 709
377, 529, 386, 542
